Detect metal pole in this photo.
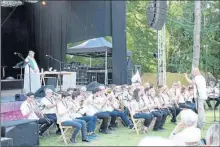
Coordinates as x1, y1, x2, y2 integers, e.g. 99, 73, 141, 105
105, 51, 108, 85
90, 56, 92, 67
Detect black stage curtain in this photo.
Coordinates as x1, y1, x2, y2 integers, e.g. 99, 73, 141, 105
1, 1, 127, 84
1, 6, 29, 78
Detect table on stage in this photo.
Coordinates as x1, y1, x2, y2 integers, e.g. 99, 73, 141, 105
40, 71, 76, 90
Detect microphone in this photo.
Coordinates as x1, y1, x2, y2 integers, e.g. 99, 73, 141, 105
45, 55, 50, 57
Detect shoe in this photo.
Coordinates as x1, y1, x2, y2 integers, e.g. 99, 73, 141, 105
90, 133, 99, 138
56, 131, 61, 135
153, 128, 161, 132
128, 124, 134, 129
108, 126, 116, 131
101, 130, 112, 134
159, 127, 165, 130
70, 138, 76, 144
82, 138, 91, 142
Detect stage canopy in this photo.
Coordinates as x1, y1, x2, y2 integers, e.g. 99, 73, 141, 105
66, 37, 132, 58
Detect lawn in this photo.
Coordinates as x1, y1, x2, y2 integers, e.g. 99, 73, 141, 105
40, 110, 220, 146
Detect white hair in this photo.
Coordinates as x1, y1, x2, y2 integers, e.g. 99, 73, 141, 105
206, 123, 220, 146
80, 86, 87, 92
45, 88, 53, 93
180, 109, 198, 127
138, 137, 178, 146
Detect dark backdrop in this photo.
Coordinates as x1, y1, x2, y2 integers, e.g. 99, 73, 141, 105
1, 1, 127, 84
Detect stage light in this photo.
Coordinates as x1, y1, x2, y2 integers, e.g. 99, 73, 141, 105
42, 1, 46, 5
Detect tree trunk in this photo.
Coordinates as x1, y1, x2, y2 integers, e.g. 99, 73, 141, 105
192, 1, 201, 68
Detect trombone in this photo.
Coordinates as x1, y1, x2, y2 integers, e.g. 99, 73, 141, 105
30, 99, 52, 124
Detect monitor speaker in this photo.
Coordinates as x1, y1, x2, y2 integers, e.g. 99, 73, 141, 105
1, 119, 39, 147
147, 0, 168, 30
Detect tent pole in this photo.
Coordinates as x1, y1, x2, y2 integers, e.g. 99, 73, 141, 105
105, 51, 108, 85
90, 56, 92, 67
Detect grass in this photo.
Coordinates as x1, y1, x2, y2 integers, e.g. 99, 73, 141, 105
40, 110, 220, 146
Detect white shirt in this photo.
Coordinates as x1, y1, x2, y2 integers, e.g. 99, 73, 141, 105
193, 75, 207, 100
20, 101, 39, 120
86, 95, 101, 116
40, 96, 57, 114
56, 100, 72, 123
207, 87, 219, 98
161, 93, 171, 105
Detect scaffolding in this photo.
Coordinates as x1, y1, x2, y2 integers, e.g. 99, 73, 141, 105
157, 25, 166, 85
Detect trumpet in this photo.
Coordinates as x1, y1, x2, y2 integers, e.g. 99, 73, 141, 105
30, 99, 52, 124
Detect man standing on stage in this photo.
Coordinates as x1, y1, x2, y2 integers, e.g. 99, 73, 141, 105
185, 67, 207, 129
24, 50, 41, 93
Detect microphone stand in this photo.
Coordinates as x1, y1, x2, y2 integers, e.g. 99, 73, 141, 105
15, 53, 32, 93
46, 55, 64, 91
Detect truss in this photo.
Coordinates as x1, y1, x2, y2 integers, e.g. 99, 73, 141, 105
157, 25, 166, 85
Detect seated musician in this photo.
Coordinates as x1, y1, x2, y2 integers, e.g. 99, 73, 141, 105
105, 88, 133, 129
148, 85, 168, 131
56, 92, 90, 143
185, 86, 197, 112
68, 91, 98, 139
129, 88, 153, 131
206, 81, 220, 110
20, 92, 53, 137
86, 87, 111, 134
40, 88, 61, 135
160, 85, 180, 124
178, 86, 195, 111
122, 85, 132, 116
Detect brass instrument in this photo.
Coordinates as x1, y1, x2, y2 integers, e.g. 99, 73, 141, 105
30, 99, 52, 124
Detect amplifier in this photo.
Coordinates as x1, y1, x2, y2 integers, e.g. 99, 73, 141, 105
1, 119, 39, 147
1, 137, 13, 147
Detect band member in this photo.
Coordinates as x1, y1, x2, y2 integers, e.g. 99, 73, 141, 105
159, 85, 179, 124
185, 68, 207, 129
69, 91, 98, 139
148, 85, 167, 131
56, 92, 90, 143
20, 92, 53, 136
23, 50, 41, 93
179, 87, 195, 111
40, 88, 61, 135
105, 89, 133, 129
206, 81, 220, 110
86, 87, 111, 134
130, 88, 153, 131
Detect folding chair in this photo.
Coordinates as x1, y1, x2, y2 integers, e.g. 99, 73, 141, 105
128, 106, 145, 135
56, 122, 73, 145
148, 116, 157, 131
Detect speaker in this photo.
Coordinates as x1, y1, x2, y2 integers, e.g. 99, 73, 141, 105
1, 137, 13, 147
34, 85, 55, 98
15, 94, 26, 101
46, 77, 57, 88
147, 0, 168, 30
1, 119, 39, 147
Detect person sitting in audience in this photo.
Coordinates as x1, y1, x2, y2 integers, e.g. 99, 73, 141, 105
20, 92, 53, 137
203, 123, 220, 146
186, 86, 197, 112
169, 109, 201, 146
40, 88, 61, 135
68, 91, 98, 139
56, 92, 90, 143
129, 88, 153, 131
138, 136, 181, 146
86, 87, 111, 134
206, 81, 220, 110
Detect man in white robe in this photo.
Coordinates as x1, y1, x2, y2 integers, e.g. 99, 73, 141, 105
23, 51, 41, 93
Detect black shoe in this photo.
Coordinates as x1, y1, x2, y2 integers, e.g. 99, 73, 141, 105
128, 124, 134, 129
153, 128, 161, 132
82, 138, 91, 142
70, 138, 76, 144
56, 131, 61, 135
101, 130, 112, 134
108, 126, 116, 131
159, 127, 165, 130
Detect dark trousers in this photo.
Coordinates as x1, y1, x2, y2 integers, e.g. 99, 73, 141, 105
95, 112, 110, 131
77, 116, 97, 133
186, 101, 197, 111
133, 112, 153, 127
168, 106, 177, 122
151, 110, 164, 129
179, 103, 194, 111
45, 113, 61, 132
38, 117, 53, 135
106, 110, 132, 127
206, 97, 220, 109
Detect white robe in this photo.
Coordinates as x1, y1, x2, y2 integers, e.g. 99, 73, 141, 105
23, 56, 41, 93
